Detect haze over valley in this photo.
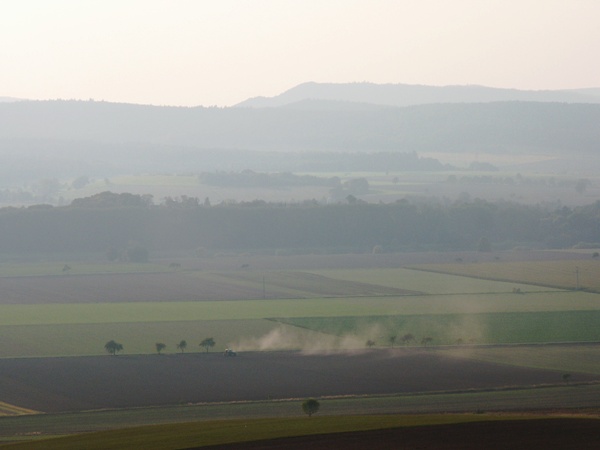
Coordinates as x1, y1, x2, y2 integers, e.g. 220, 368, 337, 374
1, 82, 600, 208
2, 2, 600, 447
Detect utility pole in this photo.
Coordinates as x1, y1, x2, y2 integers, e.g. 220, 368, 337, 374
263, 275, 266, 299
575, 266, 580, 290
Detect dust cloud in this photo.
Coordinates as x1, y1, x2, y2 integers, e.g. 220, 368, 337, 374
230, 313, 489, 355
231, 323, 386, 355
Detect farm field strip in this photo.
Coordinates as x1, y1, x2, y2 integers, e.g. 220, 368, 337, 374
1, 291, 599, 326
1, 349, 598, 415
312, 268, 551, 294
0, 401, 38, 416
218, 271, 419, 297
0, 262, 169, 277
408, 260, 600, 291
0, 319, 288, 358
0, 269, 422, 305
444, 345, 600, 375
277, 310, 600, 347
1, 414, 585, 450
4, 309, 600, 358
1, 385, 600, 441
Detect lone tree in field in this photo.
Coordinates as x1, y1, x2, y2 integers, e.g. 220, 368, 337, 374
104, 340, 123, 356
200, 337, 216, 353
365, 339, 376, 348
176, 340, 187, 353
421, 336, 433, 347
302, 399, 320, 418
388, 335, 397, 347
155, 342, 166, 354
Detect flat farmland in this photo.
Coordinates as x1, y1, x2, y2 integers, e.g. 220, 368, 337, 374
445, 344, 600, 375
0, 320, 287, 358
0, 270, 417, 305
277, 310, 600, 347
311, 268, 551, 294
1, 349, 597, 414
409, 259, 600, 291
1, 295, 599, 357
1, 290, 598, 326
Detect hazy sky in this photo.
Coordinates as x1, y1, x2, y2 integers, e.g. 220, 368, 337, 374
2, 0, 599, 106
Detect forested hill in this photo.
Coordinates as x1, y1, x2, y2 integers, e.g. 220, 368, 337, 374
236, 82, 600, 108
0, 193, 599, 255
1, 100, 599, 154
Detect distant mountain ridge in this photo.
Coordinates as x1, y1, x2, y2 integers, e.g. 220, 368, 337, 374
235, 82, 600, 108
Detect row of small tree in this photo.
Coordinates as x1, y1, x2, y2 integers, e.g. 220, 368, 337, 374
104, 338, 216, 356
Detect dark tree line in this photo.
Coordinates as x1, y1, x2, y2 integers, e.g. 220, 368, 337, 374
0, 193, 599, 255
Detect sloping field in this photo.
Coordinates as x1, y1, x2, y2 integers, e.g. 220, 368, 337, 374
0, 350, 596, 414
409, 259, 600, 291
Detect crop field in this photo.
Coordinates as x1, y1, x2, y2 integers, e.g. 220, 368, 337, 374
4, 414, 600, 450
311, 268, 550, 294
0, 262, 171, 277
3, 383, 600, 442
1, 288, 599, 358
0, 320, 288, 358
1, 349, 597, 414
408, 259, 600, 292
0, 258, 600, 358
445, 344, 600, 375
1, 252, 600, 445
276, 310, 600, 347
0, 269, 420, 305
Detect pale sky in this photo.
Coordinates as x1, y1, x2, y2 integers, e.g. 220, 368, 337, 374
1, 0, 599, 106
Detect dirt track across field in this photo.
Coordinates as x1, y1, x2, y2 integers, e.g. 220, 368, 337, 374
0, 349, 598, 413
194, 418, 600, 450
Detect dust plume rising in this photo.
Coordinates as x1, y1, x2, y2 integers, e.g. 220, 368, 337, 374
231, 323, 385, 355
